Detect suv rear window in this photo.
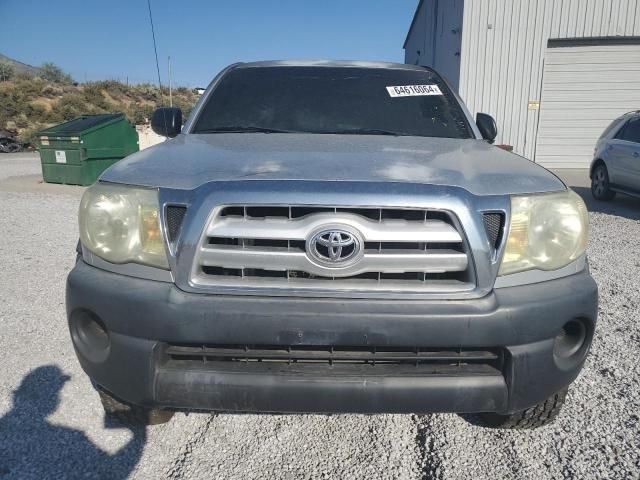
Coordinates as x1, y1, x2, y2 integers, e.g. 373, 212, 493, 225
192, 66, 472, 139
617, 117, 640, 144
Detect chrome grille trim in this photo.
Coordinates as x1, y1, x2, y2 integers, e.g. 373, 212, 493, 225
199, 246, 467, 277
190, 205, 475, 294
206, 212, 462, 243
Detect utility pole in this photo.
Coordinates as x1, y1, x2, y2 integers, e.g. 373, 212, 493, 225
168, 56, 173, 107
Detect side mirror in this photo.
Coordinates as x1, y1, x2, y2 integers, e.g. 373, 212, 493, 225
476, 113, 497, 144
151, 107, 182, 138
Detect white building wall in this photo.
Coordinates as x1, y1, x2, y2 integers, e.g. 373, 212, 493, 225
458, 0, 640, 158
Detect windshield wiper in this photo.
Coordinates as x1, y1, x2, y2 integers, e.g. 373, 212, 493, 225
195, 126, 300, 134
322, 128, 403, 136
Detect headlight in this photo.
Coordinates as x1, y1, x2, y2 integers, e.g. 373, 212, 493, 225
79, 183, 169, 269
498, 190, 588, 276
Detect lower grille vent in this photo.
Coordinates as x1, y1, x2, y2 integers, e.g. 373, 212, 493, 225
165, 344, 502, 369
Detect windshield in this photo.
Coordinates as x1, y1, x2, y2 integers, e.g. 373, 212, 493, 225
192, 66, 473, 139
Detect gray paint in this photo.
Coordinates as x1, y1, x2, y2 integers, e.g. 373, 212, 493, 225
104, 58, 562, 197
101, 133, 565, 196
94, 60, 575, 296
404, 0, 640, 159
67, 257, 597, 414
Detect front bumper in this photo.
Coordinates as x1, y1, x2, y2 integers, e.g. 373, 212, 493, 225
66, 260, 597, 414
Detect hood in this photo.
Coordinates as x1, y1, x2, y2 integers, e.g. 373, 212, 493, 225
101, 133, 565, 196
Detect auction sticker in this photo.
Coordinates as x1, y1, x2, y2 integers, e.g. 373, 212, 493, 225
386, 85, 442, 97
55, 150, 67, 164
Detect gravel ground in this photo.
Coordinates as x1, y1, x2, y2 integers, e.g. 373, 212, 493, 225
0, 154, 639, 479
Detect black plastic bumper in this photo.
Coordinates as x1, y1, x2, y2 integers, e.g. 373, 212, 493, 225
66, 260, 598, 414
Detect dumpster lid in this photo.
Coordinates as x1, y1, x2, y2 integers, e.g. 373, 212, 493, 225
39, 113, 124, 135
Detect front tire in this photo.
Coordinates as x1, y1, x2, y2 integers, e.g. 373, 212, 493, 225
98, 388, 174, 426
473, 387, 568, 429
591, 164, 616, 201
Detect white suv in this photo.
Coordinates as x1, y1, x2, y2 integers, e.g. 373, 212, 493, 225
591, 111, 640, 201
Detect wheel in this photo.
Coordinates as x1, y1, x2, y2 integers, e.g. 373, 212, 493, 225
98, 388, 174, 426
473, 387, 568, 429
591, 164, 616, 201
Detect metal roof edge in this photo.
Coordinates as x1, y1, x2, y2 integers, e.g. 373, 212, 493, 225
403, 0, 426, 49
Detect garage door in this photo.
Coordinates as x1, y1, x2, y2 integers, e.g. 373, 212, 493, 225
534, 43, 640, 168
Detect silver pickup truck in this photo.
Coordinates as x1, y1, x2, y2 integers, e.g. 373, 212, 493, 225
67, 60, 597, 429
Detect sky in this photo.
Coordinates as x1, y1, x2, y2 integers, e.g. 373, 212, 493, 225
0, 0, 418, 87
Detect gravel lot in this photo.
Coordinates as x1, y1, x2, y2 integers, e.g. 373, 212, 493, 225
1, 154, 639, 479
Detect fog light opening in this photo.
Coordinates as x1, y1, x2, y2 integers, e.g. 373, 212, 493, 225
70, 310, 111, 363
554, 319, 587, 365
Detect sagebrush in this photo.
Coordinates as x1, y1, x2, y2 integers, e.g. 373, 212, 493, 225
0, 74, 198, 143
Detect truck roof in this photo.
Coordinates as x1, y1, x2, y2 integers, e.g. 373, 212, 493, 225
233, 59, 432, 72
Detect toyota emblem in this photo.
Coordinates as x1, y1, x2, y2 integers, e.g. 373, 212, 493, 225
308, 228, 362, 266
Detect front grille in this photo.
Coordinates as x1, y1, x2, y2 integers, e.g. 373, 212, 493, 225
190, 205, 475, 294
164, 344, 503, 374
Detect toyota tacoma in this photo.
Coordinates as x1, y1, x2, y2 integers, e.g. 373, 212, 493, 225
67, 61, 597, 429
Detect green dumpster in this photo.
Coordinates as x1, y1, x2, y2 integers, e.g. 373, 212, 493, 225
37, 113, 139, 186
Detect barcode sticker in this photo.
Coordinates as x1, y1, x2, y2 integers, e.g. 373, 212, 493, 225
386, 85, 442, 97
